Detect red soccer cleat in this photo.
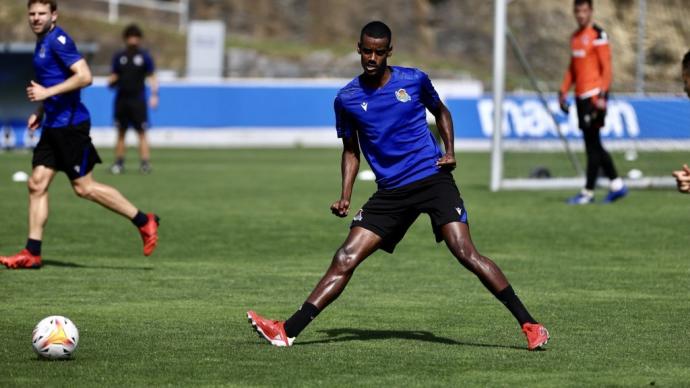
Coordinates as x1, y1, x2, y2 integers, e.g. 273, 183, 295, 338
522, 322, 550, 350
138, 213, 160, 256
247, 310, 294, 347
0, 249, 42, 269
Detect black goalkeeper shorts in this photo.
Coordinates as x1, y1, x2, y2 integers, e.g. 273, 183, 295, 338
351, 171, 468, 254
32, 120, 102, 181
576, 96, 606, 130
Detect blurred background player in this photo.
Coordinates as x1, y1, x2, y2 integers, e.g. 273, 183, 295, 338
559, 0, 627, 205
0, 0, 159, 269
672, 50, 690, 194
109, 24, 158, 175
248, 21, 549, 351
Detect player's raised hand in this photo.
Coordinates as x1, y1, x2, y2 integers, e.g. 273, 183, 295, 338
330, 198, 350, 217
27, 80, 50, 102
436, 153, 456, 171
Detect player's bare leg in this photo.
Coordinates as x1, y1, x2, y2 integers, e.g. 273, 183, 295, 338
305, 227, 382, 309
248, 227, 382, 346
441, 222, 509, 292
71, 172, 138, 218
70, 172, 159, 256
28, 165, 57, 241
441, 221, 549, 350
137, 131, 151, 174
1, 166, 56, 268
111, 126, 127, 174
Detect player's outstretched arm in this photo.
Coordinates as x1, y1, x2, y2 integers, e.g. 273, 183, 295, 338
431, 101, 456, 170
331, 133, 360, 217
27, 59, 92, 102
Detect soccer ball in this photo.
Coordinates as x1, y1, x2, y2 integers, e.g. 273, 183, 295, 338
31, 316, 79, 359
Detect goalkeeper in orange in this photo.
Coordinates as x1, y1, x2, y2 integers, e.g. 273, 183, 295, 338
559, 0, 627, 205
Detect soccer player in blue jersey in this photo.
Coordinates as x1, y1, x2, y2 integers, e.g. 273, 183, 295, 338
0, 0, 159, 269
248, 21, 549, 350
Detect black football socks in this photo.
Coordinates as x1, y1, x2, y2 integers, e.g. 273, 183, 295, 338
131, 211, 149, 228
26, 239, 42, 256
284, 302, 320, 338
494, 285, 537, 326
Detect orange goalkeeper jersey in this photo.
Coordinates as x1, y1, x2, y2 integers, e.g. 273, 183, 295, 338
560, 24, 612, 99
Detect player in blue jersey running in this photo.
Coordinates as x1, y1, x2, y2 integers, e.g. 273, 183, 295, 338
248, 21, 549, 350
0, 0, 159, 269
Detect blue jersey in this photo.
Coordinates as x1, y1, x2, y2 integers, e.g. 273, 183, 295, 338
33, 25, 90, 128
335, 66, 443, 189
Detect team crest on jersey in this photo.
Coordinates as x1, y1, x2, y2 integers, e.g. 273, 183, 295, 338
39, 45, 46, 58
353, 209, 364, 222
133, 54, 144, 66
395, 88, 411, 102
57, 35, 67, 45
120, 56, 128, 65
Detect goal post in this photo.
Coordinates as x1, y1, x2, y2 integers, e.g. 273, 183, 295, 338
489, 0, 678, 192
490, 0, 507, 192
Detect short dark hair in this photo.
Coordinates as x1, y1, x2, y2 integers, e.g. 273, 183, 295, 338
574, 0, 592, 7
27, 0, 57, 12
360, 21, 392, 47
123, 24, 143, 39
683, 50, 690, 72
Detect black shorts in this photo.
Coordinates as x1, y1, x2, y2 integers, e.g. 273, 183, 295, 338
115, 98, 148, 132
351, 171, 468, 254
576, 97, 606, 130
32, 120, 102, 181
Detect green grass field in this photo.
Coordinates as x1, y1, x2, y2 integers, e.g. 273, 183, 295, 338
1, 148, 689, 387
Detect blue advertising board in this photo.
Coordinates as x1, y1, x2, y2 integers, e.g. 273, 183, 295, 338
3, 81, 688, 148
445, 96, 690, 140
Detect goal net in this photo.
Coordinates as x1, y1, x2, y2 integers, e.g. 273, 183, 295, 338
489, 0, 689, 192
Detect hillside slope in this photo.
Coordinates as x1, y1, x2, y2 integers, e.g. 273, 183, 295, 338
2, 0, 688, 92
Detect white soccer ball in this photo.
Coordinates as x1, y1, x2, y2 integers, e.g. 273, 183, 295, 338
32, 316, 79, 359
624, 149, 638, 161
627, 168, 643, 180
12, 171, 29, 182
357, 169, 376, 181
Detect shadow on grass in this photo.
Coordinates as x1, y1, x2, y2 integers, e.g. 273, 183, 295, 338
299, 328, 524, 350
34, 356, 76, 362
42, 259, 153, 271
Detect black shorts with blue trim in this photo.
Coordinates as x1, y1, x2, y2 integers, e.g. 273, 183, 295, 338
32, 120, 102, 181
351, 171, 468, 254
